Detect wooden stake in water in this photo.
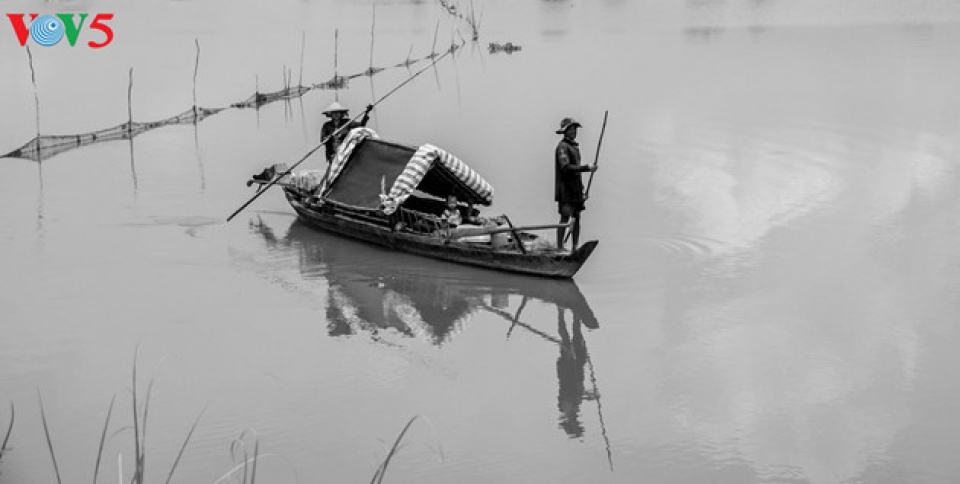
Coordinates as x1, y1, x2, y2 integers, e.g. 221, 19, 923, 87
368, 2, 380, 130
127, 68, 134, 133
431, 19, 442, 89
127, 68, 139, 193
431, 18, 441, 57
192, 38, 206, 189
369, 2, 377, 74
26, 45, 40, 142
299, 31, 306, 88
334, 28, 340, 101
193, 39, 201, 119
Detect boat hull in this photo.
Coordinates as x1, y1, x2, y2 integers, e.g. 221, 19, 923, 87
284, 189, 597, 278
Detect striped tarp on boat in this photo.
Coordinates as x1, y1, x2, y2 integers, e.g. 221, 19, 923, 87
318, 127, 378, 195
380, 143, 494, 215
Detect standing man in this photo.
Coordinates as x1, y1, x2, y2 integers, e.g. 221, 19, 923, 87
321, 101, 373, 162
554, 117, 597, 250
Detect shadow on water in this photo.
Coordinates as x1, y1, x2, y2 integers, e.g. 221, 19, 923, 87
249, 216, 613, 464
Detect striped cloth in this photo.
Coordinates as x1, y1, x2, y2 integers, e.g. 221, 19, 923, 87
381, 143, 494, 215
317, 127, 379, 195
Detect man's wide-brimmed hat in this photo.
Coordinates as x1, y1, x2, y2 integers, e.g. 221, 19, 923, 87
556, 117, 582, 134
323, 101, 349, 115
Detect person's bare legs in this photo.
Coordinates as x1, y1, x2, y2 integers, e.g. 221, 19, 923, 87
571, 215, 581, 250
558, 213, 570, 250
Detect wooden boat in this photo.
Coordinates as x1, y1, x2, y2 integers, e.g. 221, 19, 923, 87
251, 128, 598, 278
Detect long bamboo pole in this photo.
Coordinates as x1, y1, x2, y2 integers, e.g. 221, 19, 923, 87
127, 68, 134, 133
193, 39, 200, 119
564, 110, 608, 247
26, 46, 40, 142
584, 110, 608, 200
298, 32, 306, 88
334, 29, 339, 101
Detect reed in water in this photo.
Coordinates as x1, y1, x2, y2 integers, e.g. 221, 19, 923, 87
13, 353, 441, 483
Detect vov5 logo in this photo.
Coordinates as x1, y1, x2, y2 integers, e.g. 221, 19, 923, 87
7, 13, 114, 48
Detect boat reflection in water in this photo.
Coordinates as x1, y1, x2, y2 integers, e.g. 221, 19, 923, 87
249, 216, 608, 445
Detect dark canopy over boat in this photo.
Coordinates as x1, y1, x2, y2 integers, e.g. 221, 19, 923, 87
320, 128, 494, 211
253, 128, 597, 278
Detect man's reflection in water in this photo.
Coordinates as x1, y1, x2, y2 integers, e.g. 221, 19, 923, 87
557, 305, 587, 437
557, 305, 600, 438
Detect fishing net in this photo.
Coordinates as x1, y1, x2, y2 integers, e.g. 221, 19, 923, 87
2, 38, 467, 163
2, 107, 222, 162
231, 86, 310, 109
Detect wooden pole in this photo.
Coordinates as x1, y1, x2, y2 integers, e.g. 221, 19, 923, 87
298, 32, 306, 88
193, 39, 200, 119
431, 19, 442, 89
26, 46, 40, 142
450, 27, 462, 106
127, 67, 138, 193
369, 3, 377, 74
25, 45, 43, 168
431, 19, 441, 58
566, 110, 608, 247
334, 29, 339, 101
127, 68, 134, 133
368, 3, 380, 131
584, 110, 608, 200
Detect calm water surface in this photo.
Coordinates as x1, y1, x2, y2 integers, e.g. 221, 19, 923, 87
2, 1, 960, 482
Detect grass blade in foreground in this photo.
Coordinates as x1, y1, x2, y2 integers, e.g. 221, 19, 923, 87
37, 391, 63, 484
370, 415, 445, 484
0, 402, 13, 461
165, 410, 204, 484
131, 350, 142, 483
139, 379, 155, 483
93, 395, 117, 484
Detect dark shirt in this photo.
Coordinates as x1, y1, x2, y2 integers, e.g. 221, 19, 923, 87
321, 112, 370, 162
554, 136, 587, 206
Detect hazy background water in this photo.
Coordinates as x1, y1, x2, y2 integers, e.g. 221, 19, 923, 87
3, 0, 960, 482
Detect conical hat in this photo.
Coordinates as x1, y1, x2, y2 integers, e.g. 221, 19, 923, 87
323, 101, 349, 115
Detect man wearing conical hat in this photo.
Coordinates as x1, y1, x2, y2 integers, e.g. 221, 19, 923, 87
554, 117, 596, 250
321, 101, 373, 162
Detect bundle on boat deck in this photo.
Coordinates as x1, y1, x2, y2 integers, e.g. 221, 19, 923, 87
250, 128, 597, 278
